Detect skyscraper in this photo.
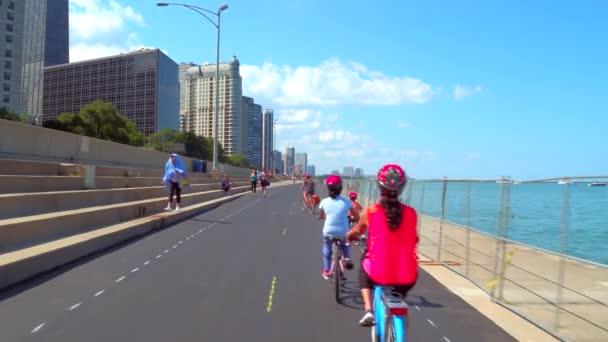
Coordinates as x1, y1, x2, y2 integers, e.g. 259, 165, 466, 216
343, 166, 354, 178
184, 56, 243, 155
0, 0, 25, 113
307, 164, 316, 177
262, 109, 273, 169
296, 153, 308, 177
43, 49, 180, 135
241, 96, 262, 167
178, 62, 196, 131
44, 0, 69, 67
285, 145, 295, 175
273, 150, 283, 174
22, 0, 69, 123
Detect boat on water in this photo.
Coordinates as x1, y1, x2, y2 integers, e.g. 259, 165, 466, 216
588, 182, 607, 187
558, 180, 572, 185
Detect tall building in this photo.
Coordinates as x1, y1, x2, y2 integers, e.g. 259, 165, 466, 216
178, 63, 196, 131
285, 145, 295, 175
241, 96, 261, 167
1, 0, 25, 113
296, 153, 308, 177
44, 0, 69, 67
331, 170, 340, 175
354, 168, 364, 178
262, 109, 273, 170
21, 0, 69, 124
343, 166, 354, 178
273, 150, 283, 174
43, 48, 180, 135
307, 164, 316, 177
184, 56, 243, 155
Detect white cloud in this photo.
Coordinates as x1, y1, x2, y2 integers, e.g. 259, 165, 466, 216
69, 0, 148, 62
241, 59, 434, 107
453, 85, 482, 100
398, 122, 412, 128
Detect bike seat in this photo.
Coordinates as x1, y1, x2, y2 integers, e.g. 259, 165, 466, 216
324, 235, 344, 242
380, 287, 408, 309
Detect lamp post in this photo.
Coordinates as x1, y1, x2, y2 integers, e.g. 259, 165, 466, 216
157, 2, 228, 172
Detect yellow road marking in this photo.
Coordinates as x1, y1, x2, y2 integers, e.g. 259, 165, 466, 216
266, 276, 277, 312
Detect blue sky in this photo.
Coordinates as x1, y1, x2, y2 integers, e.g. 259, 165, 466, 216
69, 0, 608, 178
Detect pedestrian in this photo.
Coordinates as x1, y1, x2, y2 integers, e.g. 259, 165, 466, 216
250, 168, 257, 193
260, 167, 270, 196
221, 174, 231, 195
162, 153, 186, 211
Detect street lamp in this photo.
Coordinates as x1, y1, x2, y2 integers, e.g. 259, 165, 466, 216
156, 2, 228, 172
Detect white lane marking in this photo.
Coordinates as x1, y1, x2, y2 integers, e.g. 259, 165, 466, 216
427, 319, 437, 327
156, 254, 162, 259
164, 250, 169, 254
443, 337, 451, 342
415, 305, 420, 311
186, 237, 190, 240
31, 323, 46, 334
131, 267, 139, 273
94, 290, 105, 297
179, 241, 183, 244
172, 245, 178, 249
115, 276, 126, 283
199, 229, 203, 233
144, 261, 150, 266
68, 302, 82, 311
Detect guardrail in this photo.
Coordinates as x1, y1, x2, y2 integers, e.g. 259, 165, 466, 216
347, 177, 608, 342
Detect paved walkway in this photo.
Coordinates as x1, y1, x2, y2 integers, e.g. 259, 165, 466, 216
0, 185, 515, 341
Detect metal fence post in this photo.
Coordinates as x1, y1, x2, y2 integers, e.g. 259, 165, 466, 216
417, 181, 425, 236
437, 178, 448, 261
406, 177, 414, 206
465, 181, 471, 277
491, 178, 506, 299
554, 183, 570, 332
498, 180, 511, 300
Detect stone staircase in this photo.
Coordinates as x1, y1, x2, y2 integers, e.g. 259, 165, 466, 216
0, 159, 256, 289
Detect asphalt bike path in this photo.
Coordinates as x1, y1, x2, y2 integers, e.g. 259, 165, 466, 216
0, 185, 515, 341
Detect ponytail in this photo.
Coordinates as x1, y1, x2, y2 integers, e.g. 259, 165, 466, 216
379, 193, 403, 230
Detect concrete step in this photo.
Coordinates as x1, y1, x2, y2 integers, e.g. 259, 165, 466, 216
0, 175, 250, 194
0, 182, 251, 219
0, 185, 250, 253
0, 189, 253, 290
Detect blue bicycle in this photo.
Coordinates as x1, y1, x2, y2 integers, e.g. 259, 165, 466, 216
370, 286, 409, 342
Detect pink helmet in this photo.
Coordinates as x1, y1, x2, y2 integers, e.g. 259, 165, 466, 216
305, 173, 311, 179
348, 191, 358, 200
376, 164, 407, 195
325, 175, 341, 185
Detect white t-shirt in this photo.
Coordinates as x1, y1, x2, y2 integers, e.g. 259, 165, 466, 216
319, 196, 353, 237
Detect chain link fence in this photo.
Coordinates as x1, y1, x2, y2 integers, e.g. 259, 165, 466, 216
347, 177, 608, 342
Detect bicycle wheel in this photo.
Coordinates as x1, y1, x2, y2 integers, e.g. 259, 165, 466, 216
333, 242, 341, 303
371, 325, 380, 342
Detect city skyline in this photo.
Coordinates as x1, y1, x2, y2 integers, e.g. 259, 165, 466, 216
8, 0, 607, 178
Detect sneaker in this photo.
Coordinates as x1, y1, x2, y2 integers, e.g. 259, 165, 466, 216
163, 206, 172, 211
344, 259, 354, 270
174, 205, 180, 211
321, 270, 331, 280
359, 311, 375, 327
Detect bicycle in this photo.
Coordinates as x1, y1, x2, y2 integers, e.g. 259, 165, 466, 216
325, 235, 353, 303
370, 286, 409, 342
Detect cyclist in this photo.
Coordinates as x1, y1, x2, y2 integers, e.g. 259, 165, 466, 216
301, 173, 316, 209
318, 175, 359, 279
346, 164, 418, 327
348, 191, 362, 226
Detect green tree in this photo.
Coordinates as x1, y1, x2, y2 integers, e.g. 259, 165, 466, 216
43, 100, 143, 146
226, 154, 250, 167
0, 108, 26, 123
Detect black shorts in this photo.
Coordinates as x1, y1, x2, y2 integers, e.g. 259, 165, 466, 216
359, 257, 415, 297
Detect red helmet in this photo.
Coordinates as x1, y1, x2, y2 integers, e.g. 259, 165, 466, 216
305, 173, 311, 179
348, 191, 358, 200
325, 175, 342, 185
376, 164, 407, 195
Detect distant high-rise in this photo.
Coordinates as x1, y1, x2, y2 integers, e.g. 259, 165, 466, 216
44, 0, 69, 67
262, 109, 274, 170
296, 153, 308, 177
273, 150, 283, 174
343, 166, 354, 178
285, 145, 295, 175
1, 0, 25, 113
354, 168, 364, 178
178, 63, 196, 130
307, 164, 316, 177
331, 170, 340, 175
241, 96, 262, 167
43, 49, 180, 135
184, 56, 243, 155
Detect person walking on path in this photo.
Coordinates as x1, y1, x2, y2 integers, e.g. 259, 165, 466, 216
260, 167, 270, 196
250, 168, 258, 193
162, 153, 187, 211
221, 174, 232, 195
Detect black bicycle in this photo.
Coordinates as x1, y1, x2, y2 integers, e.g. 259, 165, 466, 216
325, 235, 353, 303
